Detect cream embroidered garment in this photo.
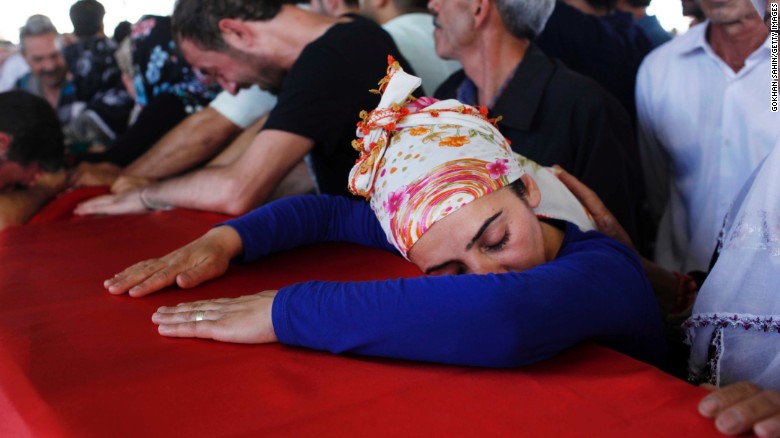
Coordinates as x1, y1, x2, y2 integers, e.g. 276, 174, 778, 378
685, 137, 780, 390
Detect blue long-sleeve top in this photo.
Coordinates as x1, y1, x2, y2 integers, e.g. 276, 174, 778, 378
224, 195, 665, 368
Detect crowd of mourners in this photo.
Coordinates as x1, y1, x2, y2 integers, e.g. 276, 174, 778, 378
0, 0, 778, 435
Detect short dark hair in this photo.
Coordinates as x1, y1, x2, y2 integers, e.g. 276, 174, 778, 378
172, 0, 288, 51
112, 20, 132, 43
69, 0, 106, 37
625, 0, 651, 7
508, 177, 528, 200
0, 91, 64, 170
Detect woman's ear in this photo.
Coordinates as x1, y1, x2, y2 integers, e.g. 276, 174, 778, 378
520, 173, 541, 208
218, 18, 255, 51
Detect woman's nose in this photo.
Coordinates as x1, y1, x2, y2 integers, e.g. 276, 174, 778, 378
468, 256, 508, 275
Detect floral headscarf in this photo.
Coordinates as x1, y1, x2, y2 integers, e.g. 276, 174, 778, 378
349, 59, 595, 258
130, 15, 219, 113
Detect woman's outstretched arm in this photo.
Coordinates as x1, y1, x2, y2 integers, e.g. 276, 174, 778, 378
225, 194, 395, 263
105, 195, 395, 297
153, 225, 665, 368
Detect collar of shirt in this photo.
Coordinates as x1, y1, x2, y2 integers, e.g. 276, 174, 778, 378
682, 20, 771, 78
491, 44, 554, 132
455, 44, 553, 132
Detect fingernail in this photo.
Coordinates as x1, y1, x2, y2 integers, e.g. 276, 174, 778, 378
699, 396, 720, 416
716, 411, 741, 434
756, 418, 780, 438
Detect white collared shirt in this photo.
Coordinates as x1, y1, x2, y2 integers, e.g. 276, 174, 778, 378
636, 21, 779, 272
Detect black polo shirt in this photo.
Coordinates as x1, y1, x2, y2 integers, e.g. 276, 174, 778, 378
435, 44, 644, 246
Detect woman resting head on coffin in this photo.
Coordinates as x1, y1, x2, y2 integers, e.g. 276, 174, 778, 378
106, 64, 665, 367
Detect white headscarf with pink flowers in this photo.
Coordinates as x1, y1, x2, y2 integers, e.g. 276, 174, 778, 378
349, 62, 595, 258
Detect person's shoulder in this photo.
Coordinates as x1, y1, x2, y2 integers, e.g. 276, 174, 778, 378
305, 14, 392, 59
548, 1, 597, 28
15, 72, 34, 90
91, 36, 118, 54
382, 12, 432, 33
62, 42, 79, 57
642, 23, 706, 68
544, 58, 617, 106
559, 223, 640, 268
298, 15, 414, 81
541, 2, 618, 48
329, 14, 386, 38
635, 28, 703, 95
554, 224, 649, 299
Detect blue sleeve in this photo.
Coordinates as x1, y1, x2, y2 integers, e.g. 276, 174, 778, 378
223, 194, 397, 263
272, 228, 665, 368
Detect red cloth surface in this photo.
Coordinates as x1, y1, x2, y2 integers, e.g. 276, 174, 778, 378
27, 186, 112, 225
1, 194, 720, 436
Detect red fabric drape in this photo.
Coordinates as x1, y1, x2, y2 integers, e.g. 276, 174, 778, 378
0, 189, 718, 436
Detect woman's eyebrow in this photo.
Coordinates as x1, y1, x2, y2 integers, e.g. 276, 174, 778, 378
466, 211, 503, 250
424, 210, 504, 274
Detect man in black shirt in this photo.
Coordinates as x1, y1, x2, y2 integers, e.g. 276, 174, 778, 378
430, 0, 645, 248
76, 0, 413, 216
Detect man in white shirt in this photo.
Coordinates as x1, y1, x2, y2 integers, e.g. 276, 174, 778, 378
360, 0, 460, 94
636, 0, 777, 273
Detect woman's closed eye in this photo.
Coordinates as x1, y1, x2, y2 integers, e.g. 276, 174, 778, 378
484, 232, 509, 252
427, 262, 467, 276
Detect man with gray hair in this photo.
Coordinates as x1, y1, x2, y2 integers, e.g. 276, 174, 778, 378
16, 16, 70, 112
431, 0, 645, 248
16, 14, 121, 147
